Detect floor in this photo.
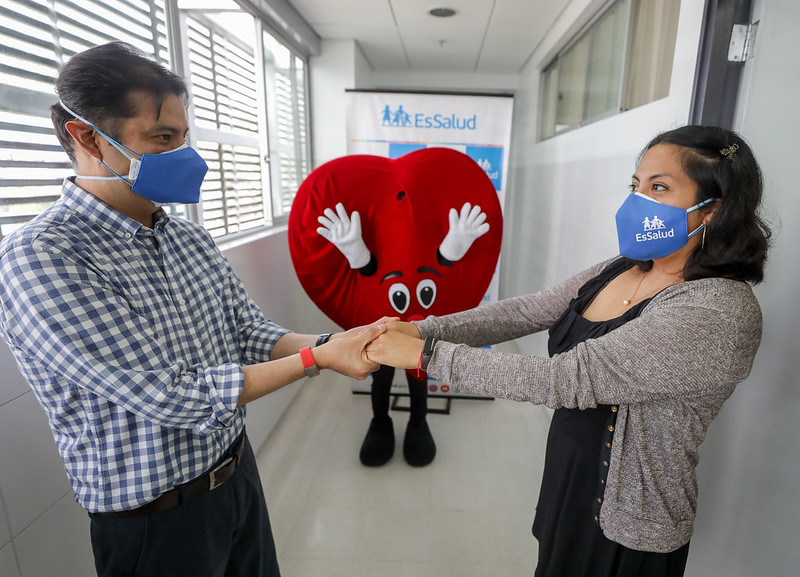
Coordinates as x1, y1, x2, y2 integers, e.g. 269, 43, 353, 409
255, 371, 554, 577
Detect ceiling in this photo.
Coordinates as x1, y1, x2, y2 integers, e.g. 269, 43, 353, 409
286, 0, 570, 74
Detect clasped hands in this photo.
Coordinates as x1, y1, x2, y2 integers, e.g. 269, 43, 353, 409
321, 317, 426, 380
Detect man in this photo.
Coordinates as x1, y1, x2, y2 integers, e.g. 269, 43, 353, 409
0, 42, 382, 577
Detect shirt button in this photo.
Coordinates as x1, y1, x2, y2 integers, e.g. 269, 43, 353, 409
608, 425, 614, 432
611, 405, 618, 412
603, 460, 609, 467
605, 442, 612, 448
594, 515, 600, 523
600, 479, 605, 484
597, 498, 603, 503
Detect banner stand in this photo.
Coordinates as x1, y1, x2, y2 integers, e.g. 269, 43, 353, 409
345, 89, 514, 400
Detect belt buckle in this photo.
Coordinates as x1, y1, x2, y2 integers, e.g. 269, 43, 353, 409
208, 455, 234, 490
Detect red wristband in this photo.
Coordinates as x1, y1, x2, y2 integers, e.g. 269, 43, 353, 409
299, 346, 320, 378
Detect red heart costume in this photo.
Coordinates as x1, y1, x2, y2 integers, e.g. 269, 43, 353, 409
288, 147, 502, 466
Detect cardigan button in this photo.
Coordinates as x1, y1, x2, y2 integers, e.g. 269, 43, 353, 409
611, 405, 618, 412
608, 425, 614, 432
602, 460, 609, 467
605, 442, 612, 448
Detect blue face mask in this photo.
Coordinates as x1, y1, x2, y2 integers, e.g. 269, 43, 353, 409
615, 192, 717, 260
59, 100, 208, 204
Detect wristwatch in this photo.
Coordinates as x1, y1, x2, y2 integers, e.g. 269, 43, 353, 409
299, 346, 320, 378
420, 337, 437, 371
315, 333, 332, 347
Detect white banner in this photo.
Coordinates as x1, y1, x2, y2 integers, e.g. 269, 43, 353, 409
346, 90, 514, 398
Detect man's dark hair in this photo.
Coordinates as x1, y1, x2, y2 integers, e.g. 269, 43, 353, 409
51, 42, 188, 163
636, 125, 771, 284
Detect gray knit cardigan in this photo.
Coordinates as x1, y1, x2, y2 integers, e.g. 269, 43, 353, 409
414, 257, 762, 553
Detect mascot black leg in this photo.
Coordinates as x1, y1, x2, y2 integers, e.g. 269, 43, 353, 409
359, 364, 395, 466
403, 372, 436, 466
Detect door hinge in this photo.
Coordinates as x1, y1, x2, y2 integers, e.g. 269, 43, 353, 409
728, 22, 759, 62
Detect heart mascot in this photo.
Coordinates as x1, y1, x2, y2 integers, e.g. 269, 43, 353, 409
288, 147, 502, 466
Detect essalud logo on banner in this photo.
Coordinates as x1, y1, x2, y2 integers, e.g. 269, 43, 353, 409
380, 104, 477, 130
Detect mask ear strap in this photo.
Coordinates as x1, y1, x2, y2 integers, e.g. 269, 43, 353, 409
59, 100, 138, 162
687, 197, 717, 213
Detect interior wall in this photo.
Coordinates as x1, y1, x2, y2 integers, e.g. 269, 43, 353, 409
687, 0, 800, 574
0, 230, 329, 577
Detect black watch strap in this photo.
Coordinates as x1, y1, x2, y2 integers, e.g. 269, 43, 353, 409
420, 336, 437, 371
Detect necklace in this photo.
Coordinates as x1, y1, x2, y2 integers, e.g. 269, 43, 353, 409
623, 270, 649, 306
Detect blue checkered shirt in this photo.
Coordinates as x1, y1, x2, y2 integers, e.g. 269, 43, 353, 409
0, 178, 290, 512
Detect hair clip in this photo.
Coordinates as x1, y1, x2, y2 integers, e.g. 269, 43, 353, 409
720, 143, 739, 162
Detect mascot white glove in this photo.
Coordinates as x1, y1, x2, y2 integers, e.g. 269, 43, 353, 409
438, 202, 490, 263
317, 202, 371, 269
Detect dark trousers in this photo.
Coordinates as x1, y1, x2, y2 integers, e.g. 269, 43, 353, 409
89, 436, 280, 577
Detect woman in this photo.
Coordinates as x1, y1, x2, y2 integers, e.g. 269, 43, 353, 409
365, 125, 771, 576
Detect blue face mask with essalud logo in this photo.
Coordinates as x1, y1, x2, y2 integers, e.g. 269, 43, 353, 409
59, 100, 208, 205
615, 192, 717, 261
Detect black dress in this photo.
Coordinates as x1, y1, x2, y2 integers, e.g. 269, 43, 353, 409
532, 258, 690, 577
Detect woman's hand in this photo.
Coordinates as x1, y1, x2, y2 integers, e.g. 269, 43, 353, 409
365, 329, 424, 370
385, 320, 422, 339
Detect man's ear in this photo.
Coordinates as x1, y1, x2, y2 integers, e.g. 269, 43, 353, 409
64, 119, 103, 161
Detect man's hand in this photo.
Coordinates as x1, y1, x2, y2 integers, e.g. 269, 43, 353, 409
315, 320, 388, 379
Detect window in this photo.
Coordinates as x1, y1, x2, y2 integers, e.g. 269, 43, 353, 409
540, 0, 681, 139
0, 0, 312, 241
0, 0, 170, 240
262, 33, 310, 220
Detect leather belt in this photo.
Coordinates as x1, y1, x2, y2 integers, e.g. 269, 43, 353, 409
98, 431, 246, 519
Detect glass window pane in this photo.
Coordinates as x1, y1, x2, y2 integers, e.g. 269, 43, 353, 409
585, 0, 630, 119
540, 64, 560, 139
624, 0, 681, 110
263, 31, 310, 220
556, 33, 591, 130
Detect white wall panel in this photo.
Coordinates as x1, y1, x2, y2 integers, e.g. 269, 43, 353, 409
0, 391, 71, 536
0, 344, 29, 407
0, 543, 20, 577
13, 494, 92, 577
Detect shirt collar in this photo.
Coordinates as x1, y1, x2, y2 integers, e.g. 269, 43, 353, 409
61, 177, 170, 238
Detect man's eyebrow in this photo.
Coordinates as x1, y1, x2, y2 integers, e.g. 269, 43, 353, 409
417, 267, 441, 276
380, 271, 403, 284
147, 124, 183, 135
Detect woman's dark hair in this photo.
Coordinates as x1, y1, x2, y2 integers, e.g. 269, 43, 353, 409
51, 42, 187, 163
637, 125, 771, 283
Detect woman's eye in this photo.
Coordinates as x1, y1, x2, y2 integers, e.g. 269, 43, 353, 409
652, 183, 667, 192
628, 183, 637, 193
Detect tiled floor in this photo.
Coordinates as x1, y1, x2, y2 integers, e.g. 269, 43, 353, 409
255, 371, 554, 576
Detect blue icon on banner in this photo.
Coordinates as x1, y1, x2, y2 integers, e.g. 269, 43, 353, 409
466, 146, 503, 191
382, 105, 412, 127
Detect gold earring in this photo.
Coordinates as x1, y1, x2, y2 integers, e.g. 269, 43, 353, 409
702, 227, 707, 250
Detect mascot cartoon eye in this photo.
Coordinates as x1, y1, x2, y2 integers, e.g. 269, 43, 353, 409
388, 282, 410, 314
416, 279, 437, 309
